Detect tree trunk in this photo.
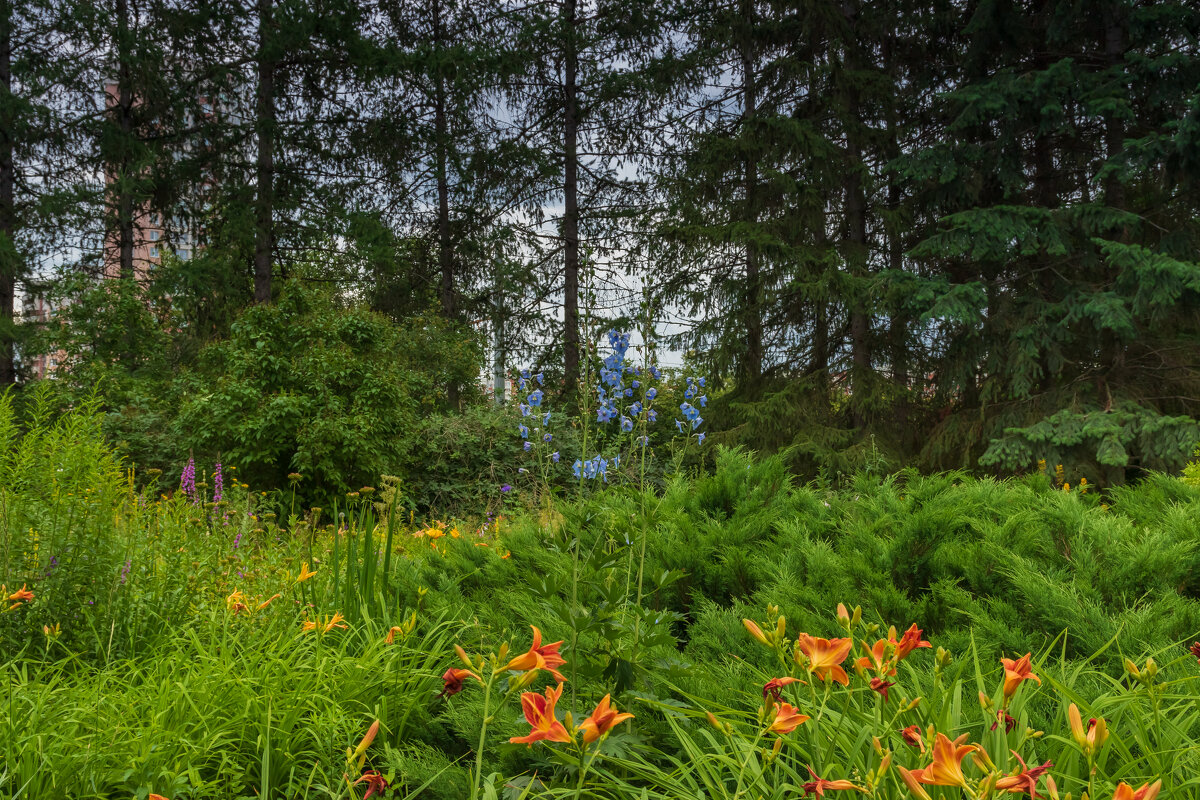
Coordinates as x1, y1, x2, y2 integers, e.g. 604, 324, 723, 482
432, 0, 458, 406
739, 0, 762, 387
561, 0, 580, 390
0, 0, 14, 385
841, 0, 869, 427
254, 0, 275, 304
116, 0, 136, 368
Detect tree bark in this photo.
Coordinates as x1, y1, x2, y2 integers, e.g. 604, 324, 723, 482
561, 0, 580, 390
739, 0, 762, 387
842, 0, 869, 426
0, 0, 15, 385
115, 0, 136, 368
254, 0, 275, 304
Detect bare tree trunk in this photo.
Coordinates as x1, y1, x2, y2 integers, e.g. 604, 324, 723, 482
842, 0, 869, 427
0, 0, 15, 385
115, 0, 137, 368
432, 0, 459, 407
562, 0, 580, 390
740, 0, 762, 387
254, 0, 275, 304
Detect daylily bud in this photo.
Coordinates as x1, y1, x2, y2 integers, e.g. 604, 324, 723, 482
876, 751, 892, 776
979, 691, 994, 710
898, 766, 934, 800
1124, 658, 1141, 679
852, 606, 862, 628
1028, 728, 1043, 738
1143, 658, 1157, 679
767, 604, 780, 619
971, 745, 997, 772
865, 623, 880, 637
455, 644, 473, 668
872, 736, 883, 755
775, 615, 787, 641
510, 669, 539, 691
837, 603, 850, 628
905, 697, 922, 711
497, 642, 509, 662
1046, 776, 1060, 800
771, 737, 784, 756
977, 771, 999, 799
563, 711, 574, 732
936, 647, 953, 668
706, 711, 724, 732
744, 619, 771, 647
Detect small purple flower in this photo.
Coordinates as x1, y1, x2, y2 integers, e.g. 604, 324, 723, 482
181, 457, 197, 503
500, 484, 512, 493
543, 433, 553, 442
233, 532, 242, 549
119, 559, 131, 585
551, 451, 560, 462
524, 441, 533, 451
213, 461, 223, 504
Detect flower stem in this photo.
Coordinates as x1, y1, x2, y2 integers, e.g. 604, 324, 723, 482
469, 674, 496, 800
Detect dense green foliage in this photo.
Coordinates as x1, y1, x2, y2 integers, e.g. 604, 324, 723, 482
3, 396, 1200, 798
2, 0, 1197, 487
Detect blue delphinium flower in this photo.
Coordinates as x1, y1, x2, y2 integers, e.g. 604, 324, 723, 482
646, 387, 657, 400
631, 380, 640, 389
623, 387, 633, 398
543, 433, 553, 442
528, 390, 544, 407
675, 419, 684, 433
698, 377, 706, 387
692, 416, 703, 430
620, 416, 634, 433
697, 432, 706, 445
524, 441, 533, 451
519, 377, 527, 391
518, 424, 529, 439
613, 454, 621, 468
573, 459, 583, 478
699, 395, 707, 407
638, 435, 649, 447
684, 385, 695, 400
551, 451, 560, 462
543, 412, 551, 426
535, 372, 544, 385
630, 400, 642, 416
648, 409, 657, 422
519, 403, 530, 417
650, 366, 661, 380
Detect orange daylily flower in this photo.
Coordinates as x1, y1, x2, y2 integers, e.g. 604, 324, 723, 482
226, 590, 248, 615
1112, 781, 1162, 800
894, 624, 932, 660
766, 702, 810, 735
855, 639, 895, 675
900, 724, 926, 753
440, 667, 481, 697
1000, 653, 1040, 698
256, 594, 280, 611
354, 771, 389, 799
7, 584, 33, 603
578, 694, 635, 744
149, 795, 170, 800
295, 562, 317, 583
796, 634, 853, 685
385, 626, 402, 644
500, 625, 567, 682
995, 751, 1053, 799
869, 677, 896, 702
908, 732, 979, 788
1189, 641, 1200, 665
302, 612, 348, 634
763, 676, 802, 701
801, 767, 867, 797
510, 682, 571, 744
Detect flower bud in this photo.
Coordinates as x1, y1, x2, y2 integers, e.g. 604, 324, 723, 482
705, 711, 724, 732
775, 615, 787, 641
979, 691, 994, 710
455, 644, 473, 668
852, 606, 862, 628
837, 603, 851, 629
872, 736, 883, 755
1143, 658, 1158, 679
936, 647, 953, 669
744, 619, 771, 647
1124, 658, 1140, 679
905, 697, 922, 711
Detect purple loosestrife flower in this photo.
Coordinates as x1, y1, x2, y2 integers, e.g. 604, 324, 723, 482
233, 532, 242, 549
181, 457, 197, 503
213, 462, 223, 504
119, 560, 131, 585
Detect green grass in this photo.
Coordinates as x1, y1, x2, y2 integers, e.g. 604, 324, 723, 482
2, 390, 1200, 799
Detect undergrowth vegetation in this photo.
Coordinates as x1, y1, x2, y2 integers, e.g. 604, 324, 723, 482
2, 391, 1200, 799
